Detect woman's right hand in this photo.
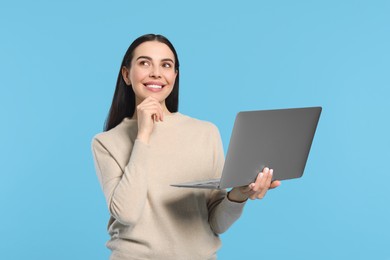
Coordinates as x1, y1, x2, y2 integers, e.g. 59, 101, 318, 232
135, 96, 164, 144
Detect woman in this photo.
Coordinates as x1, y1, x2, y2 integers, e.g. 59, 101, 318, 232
91, 34, 280, 259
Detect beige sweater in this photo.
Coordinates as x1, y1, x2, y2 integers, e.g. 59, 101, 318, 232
91, 113, 246, 260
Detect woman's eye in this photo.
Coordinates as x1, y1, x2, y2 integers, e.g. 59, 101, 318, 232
140, 60, 150, 66
162, 63, 172, 68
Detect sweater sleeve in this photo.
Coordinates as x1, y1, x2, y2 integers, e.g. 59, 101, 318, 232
91, 138, 150, 227
207, 124, 246, 234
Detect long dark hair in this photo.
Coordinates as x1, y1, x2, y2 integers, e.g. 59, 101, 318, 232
104, 34, 180, 131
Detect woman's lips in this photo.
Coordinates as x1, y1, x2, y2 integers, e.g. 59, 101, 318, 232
144, 84, 164, 92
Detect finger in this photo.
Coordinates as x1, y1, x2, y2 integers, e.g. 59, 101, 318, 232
143, 99, 163, 121
252, 167, 269, 192
138, 106, 160, 118
249, 170, 266, 199
146, 97, 164, 115
139, 97, 162, 109
139, 109, 161, 124
269, 180, 281, 189
138, 103, 162, 117
265, 169, 273, 187
256, 169, 273, 199
148, 99, 164, 121
251, 168, 273, 199
149, 100, 164, 121
143, 96, 159, 103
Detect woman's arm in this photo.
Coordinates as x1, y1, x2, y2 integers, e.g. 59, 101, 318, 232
91, 138, 151, 227
91, 97, 164, 226
206, 124, 281, 234
206, 124, 246, 234
208, 189, 246, 234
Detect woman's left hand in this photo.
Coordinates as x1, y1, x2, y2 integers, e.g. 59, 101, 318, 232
228, 167, 281, 202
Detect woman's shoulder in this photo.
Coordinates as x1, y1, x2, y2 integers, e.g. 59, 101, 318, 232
92, 118, 137, 148
176, 112, 214, 126
177, 113, 220, 135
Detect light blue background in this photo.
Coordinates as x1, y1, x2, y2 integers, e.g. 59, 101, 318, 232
1, 0, 389, 259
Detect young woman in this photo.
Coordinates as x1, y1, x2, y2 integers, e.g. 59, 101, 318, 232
91, 34, 280, 260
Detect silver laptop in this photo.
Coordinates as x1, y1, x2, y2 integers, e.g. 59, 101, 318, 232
171, 106, 322, 189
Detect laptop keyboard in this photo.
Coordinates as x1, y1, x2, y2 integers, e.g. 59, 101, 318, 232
194, 180, 220, 186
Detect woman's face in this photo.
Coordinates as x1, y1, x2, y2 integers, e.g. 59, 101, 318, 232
122, 41, 177, 107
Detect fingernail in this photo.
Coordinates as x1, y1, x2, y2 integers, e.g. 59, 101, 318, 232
264, 168, 269, 173
260, 172, 264, 178
270, 169, 273, 175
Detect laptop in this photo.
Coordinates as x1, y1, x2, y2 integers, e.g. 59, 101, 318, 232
171, 106, 322, 189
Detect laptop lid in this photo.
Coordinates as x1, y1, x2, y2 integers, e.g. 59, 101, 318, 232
218, 106, 322, 189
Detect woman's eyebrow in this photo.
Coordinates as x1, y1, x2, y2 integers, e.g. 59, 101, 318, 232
161, 58, 175, 63
136, 56, 174, 63
136, 56, 152, 61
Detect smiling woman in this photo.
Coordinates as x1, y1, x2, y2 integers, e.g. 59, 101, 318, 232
122, 41, 178, 109
104, 34, 180, 132
91, 34, 280, 260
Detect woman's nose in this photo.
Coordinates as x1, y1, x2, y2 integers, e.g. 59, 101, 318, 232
149, 65, 161, 78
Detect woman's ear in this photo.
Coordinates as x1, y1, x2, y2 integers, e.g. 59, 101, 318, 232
174, 69, 178, 80
121, 66, 131, 86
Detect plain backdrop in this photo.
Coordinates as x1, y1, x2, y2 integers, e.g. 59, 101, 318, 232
1, 0, 389, 259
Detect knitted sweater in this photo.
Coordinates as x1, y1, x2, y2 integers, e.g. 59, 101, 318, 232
91, 112, 246, 259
